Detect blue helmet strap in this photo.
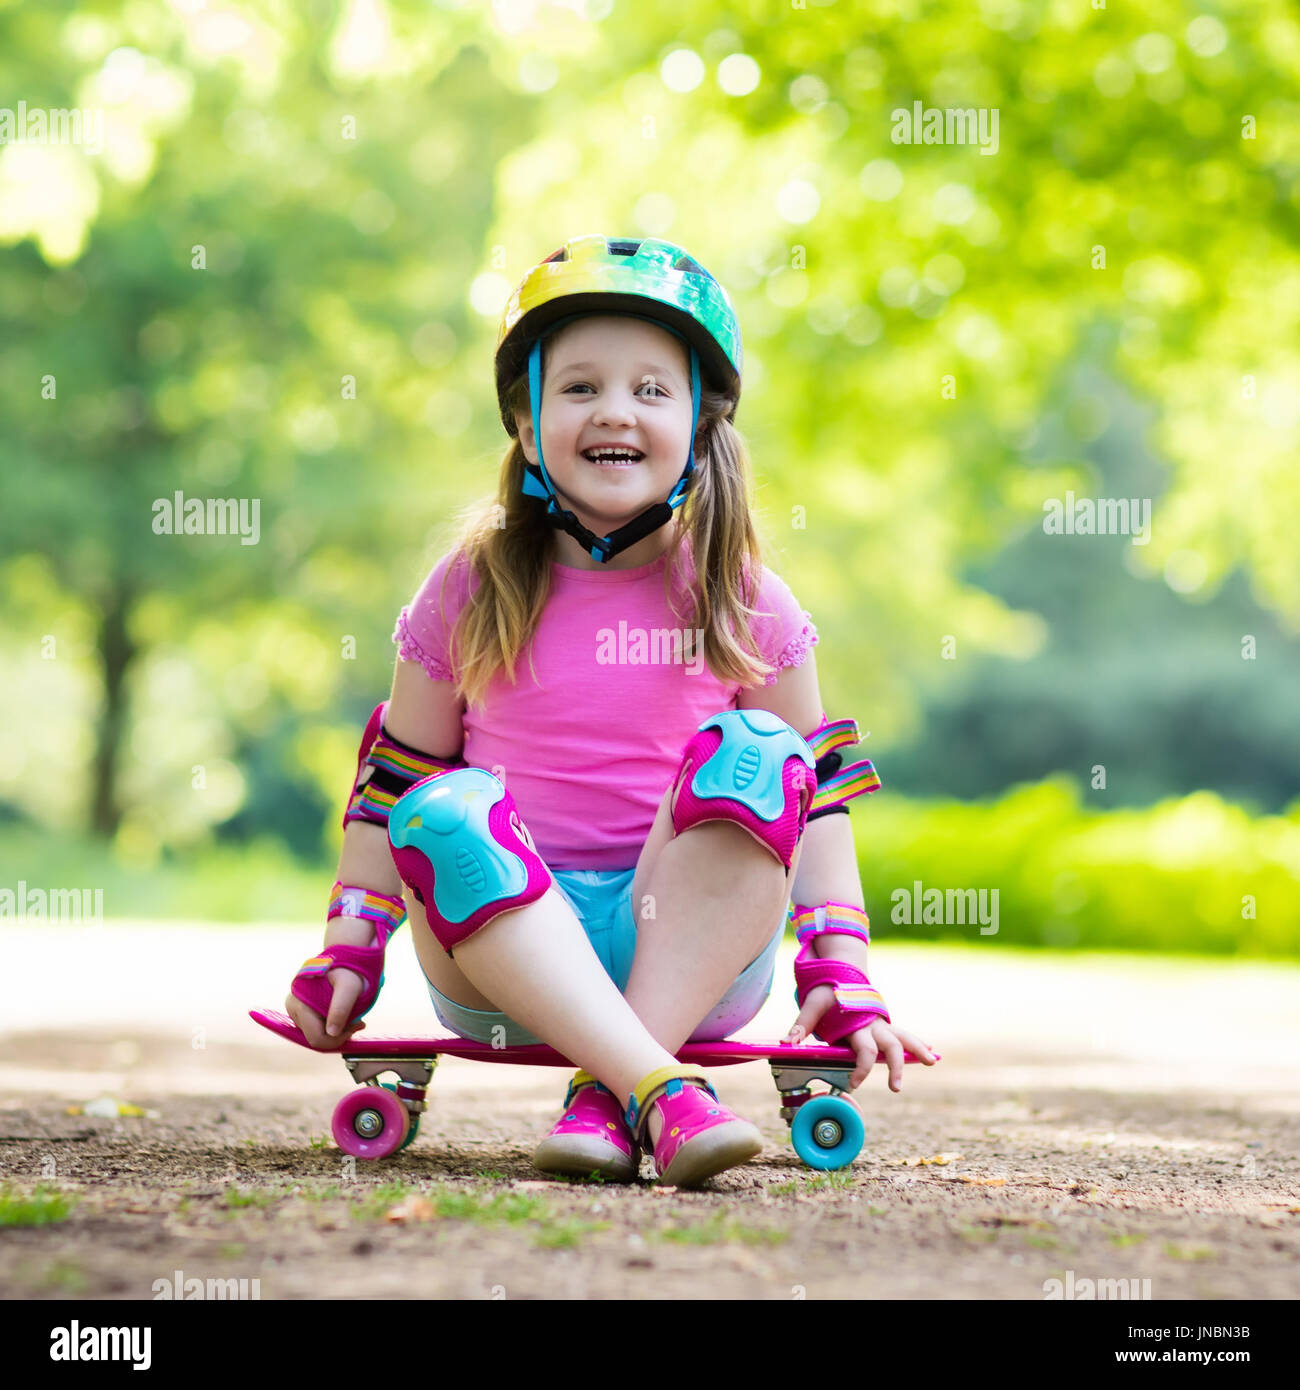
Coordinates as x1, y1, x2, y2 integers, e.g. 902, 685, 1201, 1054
520, 317, 701, 564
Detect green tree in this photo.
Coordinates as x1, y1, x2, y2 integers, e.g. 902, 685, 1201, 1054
1, 0, 1296, 857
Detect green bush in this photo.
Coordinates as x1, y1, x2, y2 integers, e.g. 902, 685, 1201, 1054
2, 779, 1296, 958
858, 778, 1300, 959
0, 829, 323, 923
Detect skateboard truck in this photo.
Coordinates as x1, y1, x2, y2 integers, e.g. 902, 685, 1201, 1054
345, 1054, 437, 1101
772, 1062, 856, 1119
340, 1055, 438, 1155
771, 1062, 864, 1169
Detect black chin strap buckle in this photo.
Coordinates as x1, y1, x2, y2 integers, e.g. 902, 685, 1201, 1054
548, 501, 678, 564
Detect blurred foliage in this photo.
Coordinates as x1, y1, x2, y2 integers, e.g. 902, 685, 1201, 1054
1, 779, 1295, 961
890, 368, 1300, 809
0, 0, 1298, 950
861, 779, 1300, 958
0, 825, 323, 922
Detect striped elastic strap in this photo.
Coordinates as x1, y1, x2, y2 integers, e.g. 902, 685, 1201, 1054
833, 983, 887, 1013
803, 716, 881, 815
790, 901, 871, 948
344, 724, 464, 828
327, 882, 407, 941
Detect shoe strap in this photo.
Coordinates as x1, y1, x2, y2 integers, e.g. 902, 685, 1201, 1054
623, 1065, 717, 1148
562, 1068, 608, 1109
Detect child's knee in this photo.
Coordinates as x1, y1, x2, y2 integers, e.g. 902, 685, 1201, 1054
668, 709, 816, 868
388, 767, 553, 953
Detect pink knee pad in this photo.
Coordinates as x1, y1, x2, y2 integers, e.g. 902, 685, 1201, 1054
388, 767, 552, 952
669, 709, 816, 869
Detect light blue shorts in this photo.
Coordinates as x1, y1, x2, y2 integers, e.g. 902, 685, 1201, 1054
420, 867, 785, 1046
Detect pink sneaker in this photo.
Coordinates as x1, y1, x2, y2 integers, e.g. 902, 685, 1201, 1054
532, 1075, 640, 1183
625, 1066, 763, 1187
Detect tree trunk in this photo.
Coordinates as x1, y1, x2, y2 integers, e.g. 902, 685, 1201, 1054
90, 580, 135, 838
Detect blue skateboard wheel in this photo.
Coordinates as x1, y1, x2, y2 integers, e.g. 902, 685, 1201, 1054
790, 1095, 864, 1171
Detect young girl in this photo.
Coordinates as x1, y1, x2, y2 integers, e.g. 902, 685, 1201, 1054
285, 236, 935, 1188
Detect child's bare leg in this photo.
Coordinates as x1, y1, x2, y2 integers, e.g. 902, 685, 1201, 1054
411, 886, 678, 1106
623, 795, 803, 1143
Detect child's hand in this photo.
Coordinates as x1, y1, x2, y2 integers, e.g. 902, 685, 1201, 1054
785, 985, 937, 1091
285, 975, 367, 1051
284, 915, 373, 1051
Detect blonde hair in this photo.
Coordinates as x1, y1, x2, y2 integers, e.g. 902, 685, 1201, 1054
440, 326, 777, 708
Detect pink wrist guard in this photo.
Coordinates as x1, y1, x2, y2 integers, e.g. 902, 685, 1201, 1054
290, 882, 406, 1028
342, 700, 467, 832
791, 901, 890, 1045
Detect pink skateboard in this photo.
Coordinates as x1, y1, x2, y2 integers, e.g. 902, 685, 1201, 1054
250, 1008, 940, 1171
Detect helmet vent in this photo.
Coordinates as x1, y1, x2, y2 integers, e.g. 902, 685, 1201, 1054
608, 239, 639, 256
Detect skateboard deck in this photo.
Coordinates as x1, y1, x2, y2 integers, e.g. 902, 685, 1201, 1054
249, 1008, 934, 1068
250, 1008, 938, 1170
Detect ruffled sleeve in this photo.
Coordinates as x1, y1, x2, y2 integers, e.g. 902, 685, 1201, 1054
391, 549, 474, 683
752, 566, 819, 687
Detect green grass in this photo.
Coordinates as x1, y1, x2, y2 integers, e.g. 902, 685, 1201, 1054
40, 1259, 88, 1292
805, 1170, 854, 1191
345, 1179, 551, 1226
1108, 1231, 1148, 1248
651, 1210, 788, 1247
1162, 1242, 1217, 1261
334, 1179, 610, 1245
768, 1169, 854, 1196
0, 1184, 76, 1227
211, 1175, 778, 1250
426, 1188, 549, 1225
297, 1184, 344, 1203
953, 1222, 998, 1244
221, 1186, 279, 1209
210, 1177, 604, 1246
532, 1218, 612, 1248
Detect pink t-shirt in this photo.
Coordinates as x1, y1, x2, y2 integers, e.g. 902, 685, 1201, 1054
392, 544, 818, 871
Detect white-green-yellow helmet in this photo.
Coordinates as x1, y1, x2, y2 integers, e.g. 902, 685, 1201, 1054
494, 235, 743, 563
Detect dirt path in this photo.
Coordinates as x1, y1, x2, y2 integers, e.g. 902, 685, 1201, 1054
2, 928, 1297, 1300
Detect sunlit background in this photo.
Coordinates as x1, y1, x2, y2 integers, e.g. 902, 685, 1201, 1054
2, 0, 1298, 955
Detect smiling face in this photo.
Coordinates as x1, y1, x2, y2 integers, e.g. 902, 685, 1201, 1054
514, 314, 697, 562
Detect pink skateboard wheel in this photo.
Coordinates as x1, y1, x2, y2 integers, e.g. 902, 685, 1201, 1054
332, 1085, 410, 1160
